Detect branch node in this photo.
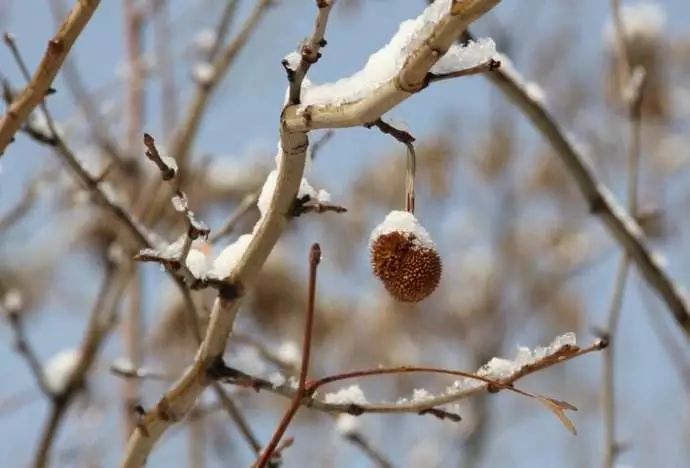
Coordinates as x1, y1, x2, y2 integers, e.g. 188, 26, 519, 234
418, 407, 462, 422
346, 404, 365, 416
134, 404, 150, 437
156, 396, 178, 422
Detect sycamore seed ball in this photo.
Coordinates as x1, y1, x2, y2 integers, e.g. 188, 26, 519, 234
369, 211, 442, 303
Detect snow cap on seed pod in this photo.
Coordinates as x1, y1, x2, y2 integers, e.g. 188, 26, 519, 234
370, 210, 442, 303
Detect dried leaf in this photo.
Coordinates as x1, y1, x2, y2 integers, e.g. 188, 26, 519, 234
537, 396, 578, 435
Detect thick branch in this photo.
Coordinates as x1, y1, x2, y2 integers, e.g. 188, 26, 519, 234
120, 2, 503, 465
283, 0, 501, 131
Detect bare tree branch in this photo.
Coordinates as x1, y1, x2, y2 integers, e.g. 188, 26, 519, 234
254, 243, 321, 467
476, 37, 690, 337
0, 0, 101, 156
33, 262, 132, 468
119, 4, 517, 465
213, 339, 604, 419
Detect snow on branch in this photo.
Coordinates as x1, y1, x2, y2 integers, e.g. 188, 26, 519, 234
300, 0, 488, 106
283, 0, 501, 131
431, 37, 498, 73
213, 333, 605, 434
121, 2, 503, 465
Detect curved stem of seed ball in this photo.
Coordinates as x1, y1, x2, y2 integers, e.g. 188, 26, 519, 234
404, 141, 416, 214
367, 118, 417, 214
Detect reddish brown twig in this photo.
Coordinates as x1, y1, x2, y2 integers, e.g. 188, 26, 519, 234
255, 244, 322, 468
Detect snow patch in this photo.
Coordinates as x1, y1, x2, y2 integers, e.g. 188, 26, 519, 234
300, 0, 453, 106
370, 210, 436, 250
324, 384, 369, 405
208, 234, 253, 279
431, 38, 498, 74
44, 348, 81, 394
335, 414, 360, 436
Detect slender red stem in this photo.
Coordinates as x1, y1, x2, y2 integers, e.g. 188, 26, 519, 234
254, 244, 321, 468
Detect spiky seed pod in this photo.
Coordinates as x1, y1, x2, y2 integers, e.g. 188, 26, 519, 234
370, 211, 442, 302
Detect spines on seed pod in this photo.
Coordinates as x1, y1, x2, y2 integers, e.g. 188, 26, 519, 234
370, 210, 442, 302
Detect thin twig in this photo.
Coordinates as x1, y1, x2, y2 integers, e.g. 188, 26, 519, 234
286, 0, 334, 105
5, 311, 52, 397
137, 0, 274, 224
609, 0, 633, 96
110, 363, 173, 382
33, 262, 132, 468
218, 332, 394, 467
48, 0, 125, 166
152, 0, 178, 137
0, 177, 40, 231
209, 192, 258, 244
4, 49, 257, 458
171, 0, 273, 169
602, 67, 647, 468
341, 432, 392, 468
140, 133, 210, 285
121, 269, 144, 435
640, 288, 690, 392
0, 0, 101, 155
368, 118, 417, 213
124, 0, 145, 161
214, 340, 605, 420
204, 0, 241, 63
307, 366, 573, 430
427, 57, 500, 83
143, 132, 178, 181
310, 130, 334, 161
210, 382, 263, 455
470, 31, 690, 336
34, 402, 68, 468
292, 196, 347, 217
255, 244, 322, 468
